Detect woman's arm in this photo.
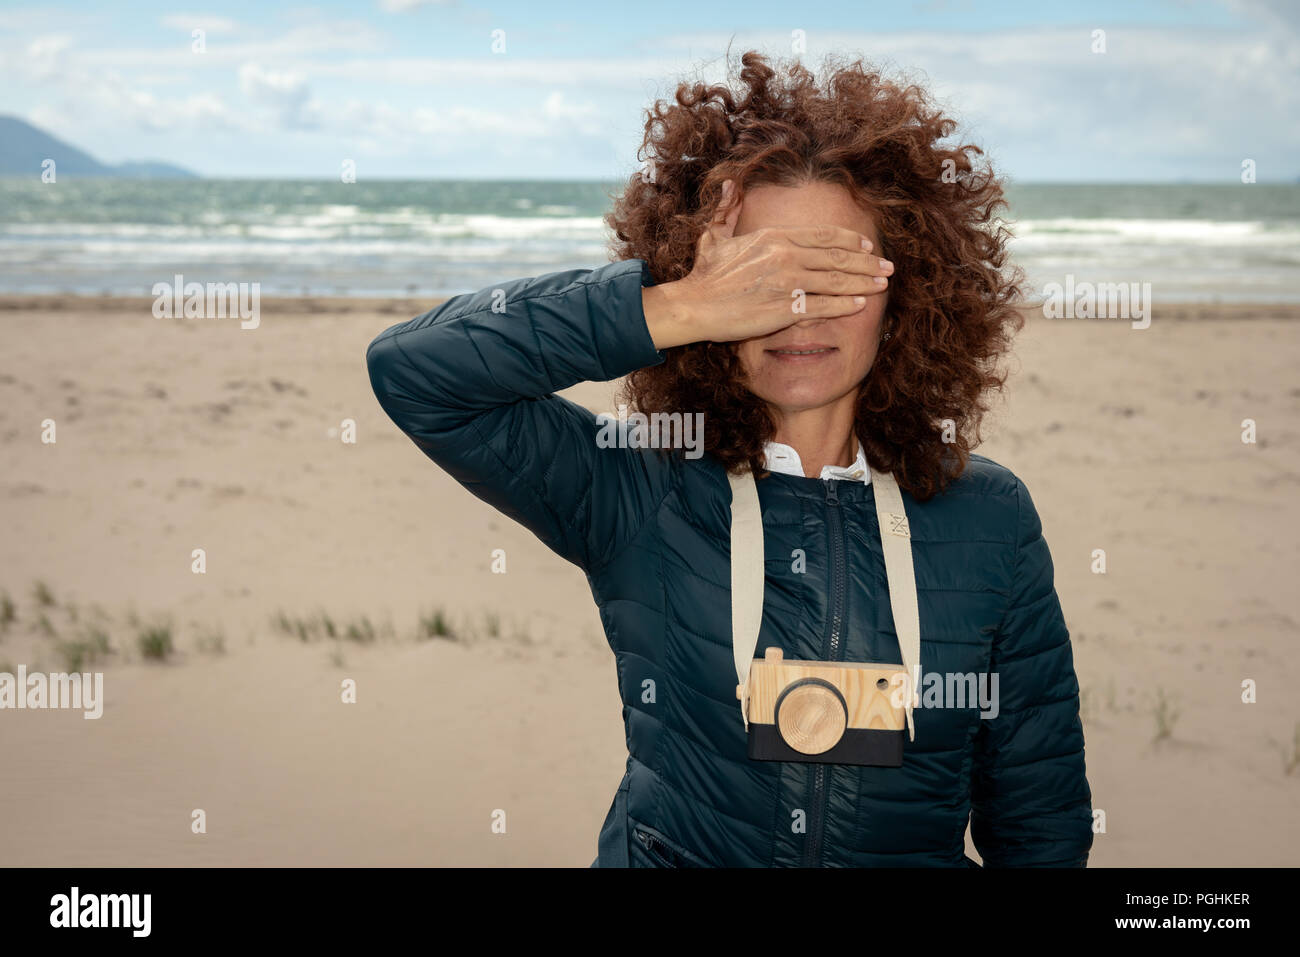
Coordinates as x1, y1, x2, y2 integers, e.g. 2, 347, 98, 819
969, 476, 1095, 867
365, 259, 674, 572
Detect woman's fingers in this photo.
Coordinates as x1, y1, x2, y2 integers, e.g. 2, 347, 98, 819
796, 244, 894, 283
791, 267, 888, 297
762, 224, 894, 296
780, 224, 876, 254
799, 294, 876, 318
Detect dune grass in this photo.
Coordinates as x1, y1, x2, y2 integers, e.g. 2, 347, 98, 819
0, 590, 16, 633
1283, 722, 1300, 776
1152, 686, 1180, 742
12, 581, 525, 667
137, 623, 174, 661
418, 607, 455, 641
55, 626, 113, 672
272, 609, 391, 645
195, 629, 227, 656
32, 580, 55, 609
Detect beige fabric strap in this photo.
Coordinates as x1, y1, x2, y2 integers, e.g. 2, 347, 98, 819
868, 466, 920, 742
728, 467, 765, 732
727, 467, 921, 743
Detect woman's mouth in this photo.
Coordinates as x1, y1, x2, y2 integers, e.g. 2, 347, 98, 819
767, 346, 837, 363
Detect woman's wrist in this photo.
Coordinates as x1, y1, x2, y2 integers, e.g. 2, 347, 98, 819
643, 280, 706, 350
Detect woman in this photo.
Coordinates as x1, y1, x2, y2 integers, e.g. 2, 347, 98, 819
367, 52, 1093, 867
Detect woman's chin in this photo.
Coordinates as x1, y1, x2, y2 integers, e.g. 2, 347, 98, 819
753, 385, 850, 414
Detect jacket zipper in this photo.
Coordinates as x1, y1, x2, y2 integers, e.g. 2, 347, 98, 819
636, 829, 678, 867
804, 478, 847, 867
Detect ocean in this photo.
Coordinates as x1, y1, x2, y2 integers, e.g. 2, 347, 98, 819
1, 179, 1297, 303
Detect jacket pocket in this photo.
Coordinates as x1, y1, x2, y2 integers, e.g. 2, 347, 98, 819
631, 823, 712, 868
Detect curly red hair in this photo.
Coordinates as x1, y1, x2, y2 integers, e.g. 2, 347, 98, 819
605, 51, 1025, 501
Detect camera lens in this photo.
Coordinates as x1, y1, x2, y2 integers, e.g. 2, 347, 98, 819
774, 678, 848, 755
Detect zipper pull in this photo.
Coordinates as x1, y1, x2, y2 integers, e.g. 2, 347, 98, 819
824, 478, 839, 506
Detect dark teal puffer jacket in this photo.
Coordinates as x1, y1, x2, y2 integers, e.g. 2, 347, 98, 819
366, 258, 1094, 868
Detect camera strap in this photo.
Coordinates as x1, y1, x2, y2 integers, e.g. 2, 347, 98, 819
728, 466, 921, 741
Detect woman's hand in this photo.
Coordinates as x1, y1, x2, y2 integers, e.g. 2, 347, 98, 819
642, 180, 892, 350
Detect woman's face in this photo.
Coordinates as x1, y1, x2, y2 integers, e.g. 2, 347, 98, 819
733, 181, 888, 417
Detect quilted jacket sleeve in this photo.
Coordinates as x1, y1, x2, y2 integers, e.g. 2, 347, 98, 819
365, 258, 673, 572
970, 476, 1094, 867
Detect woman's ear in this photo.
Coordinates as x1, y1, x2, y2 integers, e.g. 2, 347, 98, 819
714, 179, 742, 237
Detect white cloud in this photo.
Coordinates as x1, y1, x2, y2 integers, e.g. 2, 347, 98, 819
160, 14, 238, 34
541, 91, 602, 135
23, 33, 72, 77
377, 0, 456, 12
5, 35, 246, 135
332, 92, 613, 159
25, 103, 72, 137
1227, 0, 1300, 37
239, 62, 320, 129
86, 72, 243, 132
59, 19, 385, 70
314, 55, 683, 90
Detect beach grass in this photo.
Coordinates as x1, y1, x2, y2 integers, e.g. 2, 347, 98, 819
32, 580, 55, 609
195, 628, 226, 656
418, 607, 455, 641
0, 590, 16, 632
1152, 686, 1180, 742
137, 623, 174, 661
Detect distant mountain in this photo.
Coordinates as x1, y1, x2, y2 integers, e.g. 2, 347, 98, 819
0, 115, 196, 178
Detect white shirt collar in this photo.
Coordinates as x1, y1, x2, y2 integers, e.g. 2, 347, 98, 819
762, 439, 871, 484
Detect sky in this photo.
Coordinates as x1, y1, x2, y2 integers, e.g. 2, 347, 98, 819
1, 0, 1297, 181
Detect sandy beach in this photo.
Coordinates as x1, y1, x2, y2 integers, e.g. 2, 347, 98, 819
1, 293, 1297, 866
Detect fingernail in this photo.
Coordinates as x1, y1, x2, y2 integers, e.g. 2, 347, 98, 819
879, 259, 893, 272
861, 239, 873, 251
874, 276, 888, 285
854, 296, 866, 305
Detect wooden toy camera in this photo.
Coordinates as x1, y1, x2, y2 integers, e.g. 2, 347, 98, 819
738, 647, 908, 767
